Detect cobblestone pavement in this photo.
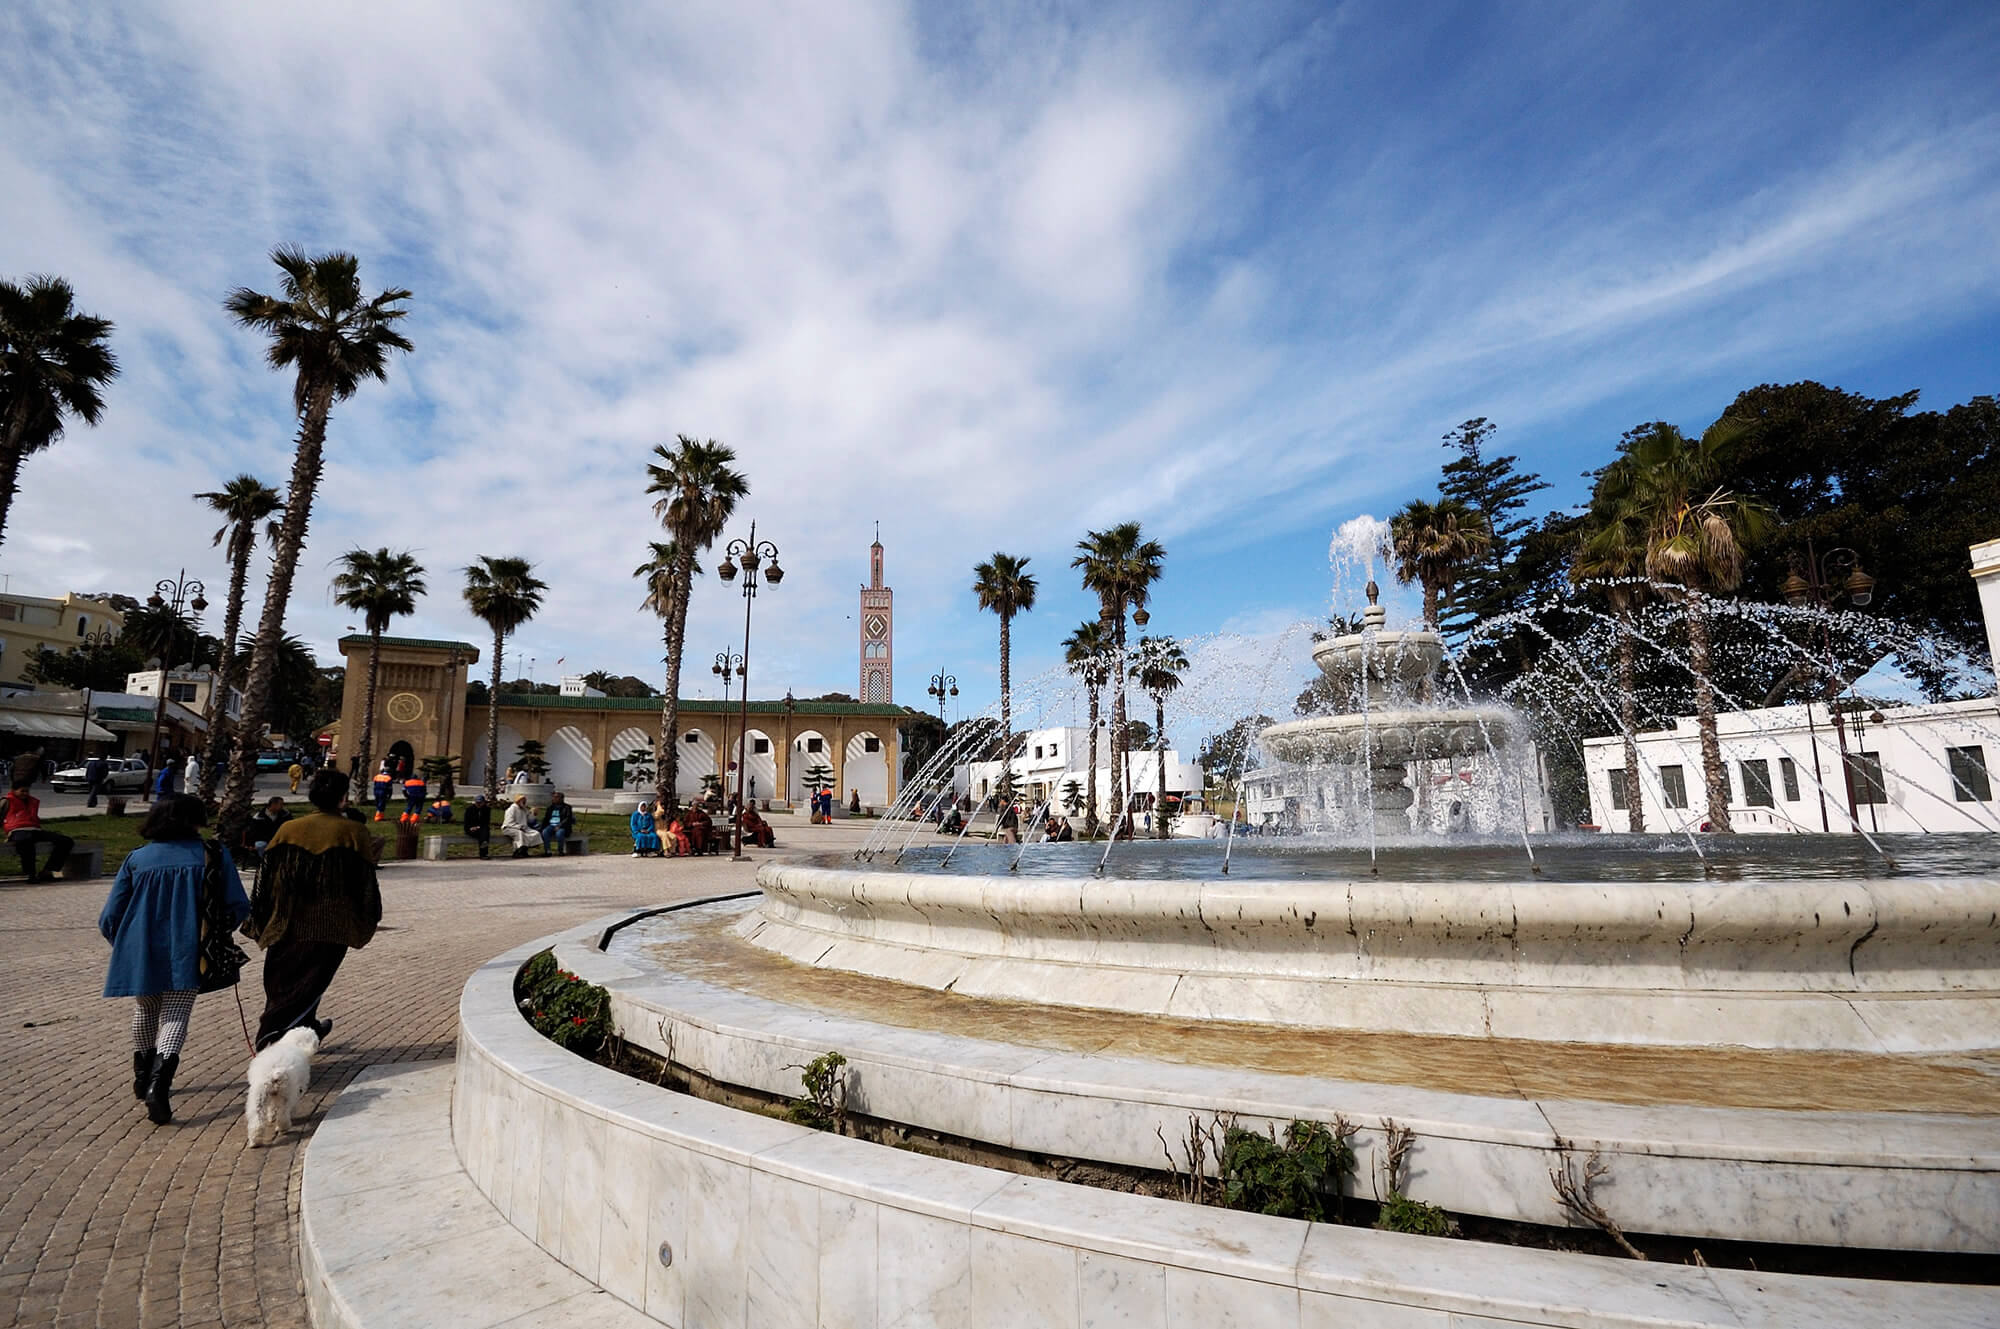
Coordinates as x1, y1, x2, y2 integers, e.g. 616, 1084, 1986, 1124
0, 820, 875, 1328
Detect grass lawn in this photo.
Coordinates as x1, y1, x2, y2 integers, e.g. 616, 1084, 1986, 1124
0, 801, 649, 878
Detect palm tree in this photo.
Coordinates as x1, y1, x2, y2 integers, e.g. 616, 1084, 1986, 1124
1131, 635, 1190, 838
192, 475, 284, 801
1073, 523, 1166, 830
634, 539, 702, 799
332, 548, 428, 784
1062, 620, 1114, 836
1390, 497, 1492, 629
463, 556, 547, 798
1621, 418, 1771, 832
216, 249, 412, 835
0, 275, 119, 552
644, 437, 748, 811
972, 554, 1038, 803
1573, 471, 1651, 833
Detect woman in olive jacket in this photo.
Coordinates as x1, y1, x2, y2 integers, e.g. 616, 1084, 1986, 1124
244, 769, 382, 1051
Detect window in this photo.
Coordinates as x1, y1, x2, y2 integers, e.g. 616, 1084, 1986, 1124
167, 683, 197, 703
0, 603, 15, 620
75, 615, 89, 637
752, 737, 769, 754
1844, 752, 1887, 806
1049, 744, 1058, 758
1606, 769, 1627, 812
1033, 746, 1043, 759
1948, 746, 1992, 802
863, 736, 880, 753
1660, 765, 1688, 809
1740, 759, 1774, 808
806, 737, 822, 753
1780, 757, 1800, 801
684, 732, 701, 744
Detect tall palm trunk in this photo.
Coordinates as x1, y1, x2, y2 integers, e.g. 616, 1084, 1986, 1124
1084, 689, 1100, 837
1616, 608, 1645, 833
197, 541, 252, 803
658, 554, 692, 812
1154, 695, 1169, 839
1421, 582, 1440, 630
0, 426, 27, 555
218, 385, 333, 839
1685, 592, 1731, 832
485, 630, 505, 798
354, 628, 383, 784
1108, 611, 1127, 832
998, 612, 1012, 804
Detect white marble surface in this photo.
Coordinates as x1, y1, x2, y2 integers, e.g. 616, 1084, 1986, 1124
430, 914, 2000, 1329
576, 913, 2000, 1252
745, 862, 2000, 1053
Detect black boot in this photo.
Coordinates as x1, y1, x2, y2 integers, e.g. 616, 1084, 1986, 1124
133, 1050, 154, 1101
145, 1053, 179, 1124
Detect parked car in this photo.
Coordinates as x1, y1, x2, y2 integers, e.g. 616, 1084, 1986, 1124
256, 750, 294, 771
51, 755, 152, 794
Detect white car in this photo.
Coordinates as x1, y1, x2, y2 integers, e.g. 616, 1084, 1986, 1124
51, 756, 152, 794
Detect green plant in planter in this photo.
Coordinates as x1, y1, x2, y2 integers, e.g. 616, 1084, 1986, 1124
1220, 1119, 1356, 1221
1376, 1191, 1454, 1236
786, 1051, 849, 1132
517, 950, 615, 1055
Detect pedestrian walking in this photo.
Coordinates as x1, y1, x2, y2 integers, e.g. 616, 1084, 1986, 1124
400, 772, 426, 824
98, 794, 250, 1124
287, 760, 304, 794
7, 780, 74, 881
369, 762, 393, 821
464, 792, 492, 859
242, 769, 382, 1051
183, 751, 201, 792
84, 753, 109, 808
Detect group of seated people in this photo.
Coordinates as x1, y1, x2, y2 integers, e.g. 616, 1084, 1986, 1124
628, 799, 776, 856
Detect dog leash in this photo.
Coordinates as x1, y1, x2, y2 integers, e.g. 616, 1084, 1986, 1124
232, 984, 256, 1058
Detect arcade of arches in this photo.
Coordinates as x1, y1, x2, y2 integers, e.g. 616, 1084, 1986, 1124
333, 638, 911, 807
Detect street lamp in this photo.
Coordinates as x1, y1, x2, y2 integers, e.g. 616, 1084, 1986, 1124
927, 671, 958, 724
716, 523, 781, 859
712, 651, 743, 805
144, 570, 208, 801
1781, 544, 1879, 833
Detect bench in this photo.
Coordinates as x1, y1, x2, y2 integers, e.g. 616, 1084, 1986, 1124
421, 834, 590, 860
59, 841, 106, 881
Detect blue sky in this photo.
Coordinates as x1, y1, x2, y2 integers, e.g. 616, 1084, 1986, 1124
3, 2, 1996, 736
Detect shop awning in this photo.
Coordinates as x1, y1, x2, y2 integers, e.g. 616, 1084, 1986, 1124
0, 710, 116, 741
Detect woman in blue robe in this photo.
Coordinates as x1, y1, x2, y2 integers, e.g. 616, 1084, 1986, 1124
629, 801, 664, 857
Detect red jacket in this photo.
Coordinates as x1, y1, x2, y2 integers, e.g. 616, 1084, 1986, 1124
4, 789, 41, 834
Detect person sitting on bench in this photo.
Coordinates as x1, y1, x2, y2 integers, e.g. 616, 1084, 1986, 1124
5, 780, 72, 881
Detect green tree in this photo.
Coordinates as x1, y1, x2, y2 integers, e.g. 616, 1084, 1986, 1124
192, 475, 284, 800
1613, 416, 1773, 832
1572, 462, 1653, 833
513, 738, 550, 781
463, 556, 547, 798
1074, 523, 1166, 825
1390, 497, 1492, 630
229, 634, 327, 744
0, 274, 119, 552
972, 553, 1037, 803
21, 636, 147, 692
1062, 619, 1115, 835
1131, 635, 1189, 838
332, 547, 428, 782
1199, 714, 1275, 795
645, 437, 748, 812
217, 249, 412, 837
1437, 419, 1550, 632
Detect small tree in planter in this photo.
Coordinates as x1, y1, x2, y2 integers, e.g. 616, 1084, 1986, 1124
621, 744, 655, 789
803, 757, 835, 795
513, 738, 550, 782
1059, 776, 1086, 818
420, 754, 460, 799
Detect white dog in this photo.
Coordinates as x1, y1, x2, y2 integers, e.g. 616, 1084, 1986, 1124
245, 1026, 320, 1147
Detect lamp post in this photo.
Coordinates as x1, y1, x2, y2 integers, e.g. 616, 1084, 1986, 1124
716, 523, 782, 859
1781, 544, 1878, 834
75, 624, 115, 759
926, 671, 957, 724
712, 651, 743, 806
782, 689, 796, 805
143, 570, 208, 801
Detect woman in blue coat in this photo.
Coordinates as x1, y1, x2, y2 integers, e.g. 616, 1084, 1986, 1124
629, 801, 664, 857
100, 794, 250, 1124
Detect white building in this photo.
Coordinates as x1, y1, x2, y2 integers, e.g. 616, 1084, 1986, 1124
124, 667, 241, 721
1583, 697, 1999, 835
953, 724, 1202, 814
558, 675, 606, 698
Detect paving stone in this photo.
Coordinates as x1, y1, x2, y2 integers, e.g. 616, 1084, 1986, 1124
0, 820, 853, 1325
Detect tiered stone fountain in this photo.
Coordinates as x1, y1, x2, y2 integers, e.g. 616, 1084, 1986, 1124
1258, 580, 1519, 835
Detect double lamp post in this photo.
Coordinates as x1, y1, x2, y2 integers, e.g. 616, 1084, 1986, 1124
145, 570, 207, 800
716, 523, 781, 860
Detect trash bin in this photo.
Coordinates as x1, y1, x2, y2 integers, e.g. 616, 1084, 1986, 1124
105, 796, 128, 817
395, 822, 419, 860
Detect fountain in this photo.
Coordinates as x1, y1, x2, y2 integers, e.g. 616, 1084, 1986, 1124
1259, 579, 1520, 835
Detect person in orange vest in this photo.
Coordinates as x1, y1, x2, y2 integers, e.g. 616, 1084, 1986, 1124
400, 772, 426, 825
369, 762, 394, 821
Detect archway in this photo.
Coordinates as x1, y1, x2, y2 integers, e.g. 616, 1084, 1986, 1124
386, 739, 415, 779
789, 730, 832, 804
740, 729, 776, 806
844, 731, 888, 809
547, 725, 593, 791
675, 727, 718, 801
467, 721, 528, 787
608, 726, 653, 791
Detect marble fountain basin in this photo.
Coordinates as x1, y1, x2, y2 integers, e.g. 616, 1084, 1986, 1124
1259, 707, 1520, 764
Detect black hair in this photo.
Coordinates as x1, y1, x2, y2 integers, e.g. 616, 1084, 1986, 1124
307, 768, 351, 813
138, 794, 208, 842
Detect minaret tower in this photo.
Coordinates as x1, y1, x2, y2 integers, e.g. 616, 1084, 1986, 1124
860, 524, 893, 703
